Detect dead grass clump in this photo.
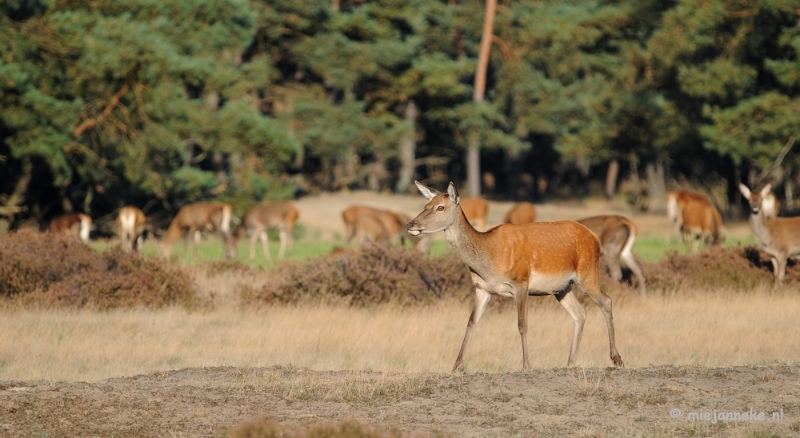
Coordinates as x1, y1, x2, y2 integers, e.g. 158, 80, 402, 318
643, 245, 788, 292
0, 229, 194, 309
251, 244, 473, 306
229, 419, 405, 438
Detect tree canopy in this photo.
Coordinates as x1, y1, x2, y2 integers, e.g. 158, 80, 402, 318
1, 0, 799, 229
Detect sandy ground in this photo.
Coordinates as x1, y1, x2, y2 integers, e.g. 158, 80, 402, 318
0, 191, 776, 438
2, 365, 797, 437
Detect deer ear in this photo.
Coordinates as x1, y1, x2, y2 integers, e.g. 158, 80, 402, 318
415, 181, 439, 200
761, 184, 772, 197
738, 184, 751, 198
447, 182, 460, 205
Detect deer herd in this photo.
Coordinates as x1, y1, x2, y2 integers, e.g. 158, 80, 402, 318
40, 179, 796, 371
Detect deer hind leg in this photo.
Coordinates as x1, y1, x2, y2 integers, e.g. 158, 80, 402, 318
774, 256, 787, 287
278, 228, 288, 259
555, 287, 587, 367
575, 274, 624, 368
515, 290, 531, 370
453, 284, 492, 373
620, 247, 646, 296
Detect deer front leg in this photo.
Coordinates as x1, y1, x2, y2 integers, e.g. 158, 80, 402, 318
453, 285, 491, 373
278, 228, 288, 259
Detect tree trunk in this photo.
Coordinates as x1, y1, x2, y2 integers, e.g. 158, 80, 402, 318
394, 100, 419, 193
605, 159, 619, 199
646, 160, 666, 214
467, 0, 497, 198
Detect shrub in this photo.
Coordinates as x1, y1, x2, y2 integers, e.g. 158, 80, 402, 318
0, 229, 195, 309
250, 244, 473, 306
642, 245, 795, 292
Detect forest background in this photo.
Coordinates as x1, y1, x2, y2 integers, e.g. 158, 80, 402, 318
1, 0, 799, 231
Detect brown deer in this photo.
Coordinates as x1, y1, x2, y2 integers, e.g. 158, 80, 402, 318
666, 190, 710, 243
48, 212, 92, 244
577, 215, 646, 295
680, 201, 724, 253
739, 184, 800, 286
407, 181, 623, 372
116, 206, 146, 253
238, 202, 299, 259
160, 202, 236, 260
504, 202, 537, 224
459, 197, 489, 230
342, 205, 431, 253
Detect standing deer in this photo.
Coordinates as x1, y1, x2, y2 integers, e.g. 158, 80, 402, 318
577, 215, 646, 295
680, 201, 724, 253
459, 197, 489, 231
407, 181, 624, 372
739, 184, 800, 286
48, 212, 92, 244
504, 202, 537, 224
117, 206, 146, 253
666, 190, 710, 243
238, 202, 299, 259
342, 205, 431, 253
160, 202, 236, 260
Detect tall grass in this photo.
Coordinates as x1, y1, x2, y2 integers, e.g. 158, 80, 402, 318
1, 288, 798, 382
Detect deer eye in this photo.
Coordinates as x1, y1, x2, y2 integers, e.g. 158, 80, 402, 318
436, 205, 445, 211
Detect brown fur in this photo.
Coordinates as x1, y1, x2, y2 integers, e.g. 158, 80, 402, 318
577, 215, 646, 295
666, 190, 710, 243
459, 197, 489, 230
48, 212, 92, 244
342, 205, 431, 253
503, 202, 537, 225
161, 202, 236, 260
117, 206, 146, 253
239, 202, 299, 259
408, 181, 623, 372
680, 202, 724, 252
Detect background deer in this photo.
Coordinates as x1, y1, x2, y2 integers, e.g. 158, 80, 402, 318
48, 212, 92, 244
116, 206, 146, 253
680, 201, 724, 252
577, 215, 646, 295
160, 202, 236, 260
342, 205, 431, 253
407, 181, 623, 372
666, 190, 710, 243
238, 202, 299, 259
762, 192, 780, 219
739, 184, 800, 286
459, 197, 489, 231
504, 202, 537, 224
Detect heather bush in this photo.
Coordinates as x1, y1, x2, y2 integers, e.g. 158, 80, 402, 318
250, 244, 473, 306
229, 419, 405, 438
642, 245, 795, 292
0, 229, 194, 309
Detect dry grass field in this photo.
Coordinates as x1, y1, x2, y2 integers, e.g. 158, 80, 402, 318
1, 191, 799, 437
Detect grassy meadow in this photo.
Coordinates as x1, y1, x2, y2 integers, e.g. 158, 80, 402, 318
2, 217, 797, 384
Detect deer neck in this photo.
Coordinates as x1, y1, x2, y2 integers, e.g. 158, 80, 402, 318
443, 207, 493, 271
749, 210, 773, 246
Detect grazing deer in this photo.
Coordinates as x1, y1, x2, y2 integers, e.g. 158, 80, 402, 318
739, 184, 800, 286
762, 192, 780, 219
238, 202, 299, 259
48, 212, 92, 244
504, 202, 537, 225
459, 197, 489, 231
680, 201, 724, 253
666, 190, 710, 243
342, 205, 431, 253
407, 181, 624, 372
117, 206, 146, 253
577, 215, 646, 295
160, 202, 236, 260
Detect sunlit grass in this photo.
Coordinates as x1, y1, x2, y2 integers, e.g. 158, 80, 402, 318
633, 234, 760, 262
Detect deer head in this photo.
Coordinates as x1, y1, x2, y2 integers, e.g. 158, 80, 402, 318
407, 181, 462, 236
